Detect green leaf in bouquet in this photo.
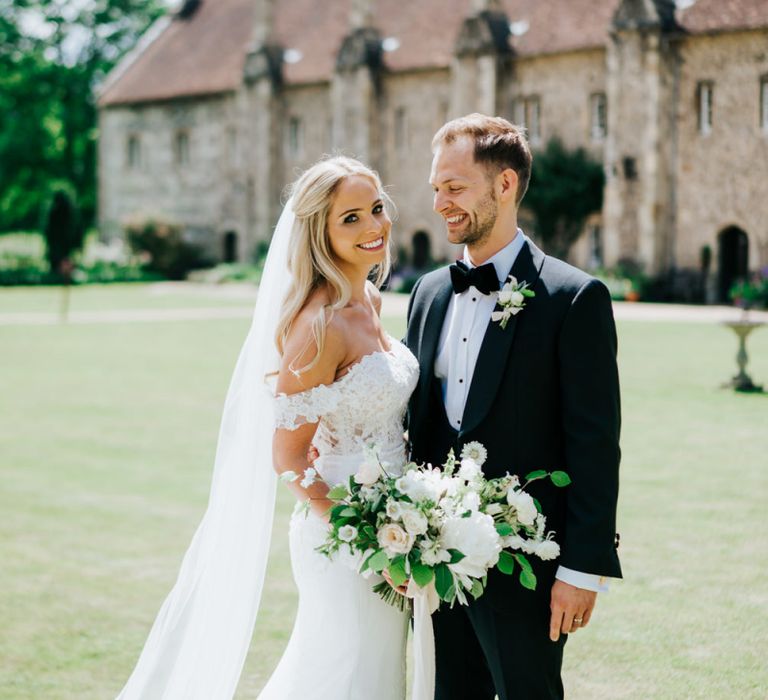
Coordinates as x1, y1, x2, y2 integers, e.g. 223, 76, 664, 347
497, 551, 516, 575
521, 288, 536, 298
533, 497, 542, 513
470, 579, 485, 600
519, 568, 537, 590
495, 522, 513, 537
366, 549, 390, 574
525, 470, 548, 481
435, 564, 454, 600
514, 553, 533, 574
327, 484, 349, 501
389, 555, 408, 588
338, 507, 357, 518
448, 549, 466, 564
550, 471, 572, 487
362, 524, 377, 541
411, 562, 434, 588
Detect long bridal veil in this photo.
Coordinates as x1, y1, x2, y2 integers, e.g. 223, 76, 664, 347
117, 201, 296, 699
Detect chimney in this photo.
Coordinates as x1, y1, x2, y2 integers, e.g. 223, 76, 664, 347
349, 0, 375, 30
252, 0, 275, 47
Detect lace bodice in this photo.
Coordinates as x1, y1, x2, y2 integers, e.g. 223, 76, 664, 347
274, 337, 419, 469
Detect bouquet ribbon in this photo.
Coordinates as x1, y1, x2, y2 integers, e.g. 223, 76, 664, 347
405, 578, 440, 700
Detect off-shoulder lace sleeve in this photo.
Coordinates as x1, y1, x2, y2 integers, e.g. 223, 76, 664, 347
273, 383, 342, 430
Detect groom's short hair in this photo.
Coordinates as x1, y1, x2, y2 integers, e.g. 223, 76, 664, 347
431, 113, 532, 205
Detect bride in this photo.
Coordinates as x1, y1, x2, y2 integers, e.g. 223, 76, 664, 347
117, 156, 419, 699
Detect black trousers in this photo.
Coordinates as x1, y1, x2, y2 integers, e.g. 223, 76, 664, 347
432, 578, 567, 700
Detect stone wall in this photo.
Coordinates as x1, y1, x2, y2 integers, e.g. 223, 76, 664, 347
673, 29, 768, 271
98, 94, 240, 259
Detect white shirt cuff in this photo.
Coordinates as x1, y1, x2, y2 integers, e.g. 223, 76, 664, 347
556, 566, 610, 592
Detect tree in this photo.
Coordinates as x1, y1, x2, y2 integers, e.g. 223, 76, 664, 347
0, 0, 166, 232
43, 187, 83, 277
523, 138, 605, 260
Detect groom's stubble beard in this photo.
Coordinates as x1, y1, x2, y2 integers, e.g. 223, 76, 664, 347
450, 186, 498, 249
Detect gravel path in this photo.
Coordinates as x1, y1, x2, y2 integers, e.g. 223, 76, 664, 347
1, 285, 766, 326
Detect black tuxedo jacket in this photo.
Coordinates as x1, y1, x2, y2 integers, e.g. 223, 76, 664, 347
405, 239, 622, 585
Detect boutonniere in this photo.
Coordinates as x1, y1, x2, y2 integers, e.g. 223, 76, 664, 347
491, 275, 535, 329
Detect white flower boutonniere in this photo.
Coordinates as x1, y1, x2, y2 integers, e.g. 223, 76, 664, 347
491, 275, 535, 329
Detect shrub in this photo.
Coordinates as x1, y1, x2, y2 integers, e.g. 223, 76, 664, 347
125, 218, 208, 280
729, 269, 768, 310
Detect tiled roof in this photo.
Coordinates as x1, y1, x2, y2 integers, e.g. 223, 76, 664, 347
676, 0, 768, 34
99, 0, 768, 107
98, 0, 254, 106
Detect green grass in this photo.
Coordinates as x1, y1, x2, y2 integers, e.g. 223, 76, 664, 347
0, 282, 255, 314
0, 285, 766, 699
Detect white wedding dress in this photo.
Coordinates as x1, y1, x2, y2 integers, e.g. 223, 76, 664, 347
259, 335, 420, 700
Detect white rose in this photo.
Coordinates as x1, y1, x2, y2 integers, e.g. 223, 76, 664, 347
507, 275, 519, 287
440, 512, 501, 578
385, 499, 403, 520
506, 490, 538, 526
354, 459, 380, 486
498, 289, 513, 305
401, 508, 429, 536
510, 291, 524, 306
535, 538, 560, 561
338, 525, 358, 543
377, 523, 414, 556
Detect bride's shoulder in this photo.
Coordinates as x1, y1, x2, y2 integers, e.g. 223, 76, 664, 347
278, 293, 346, 393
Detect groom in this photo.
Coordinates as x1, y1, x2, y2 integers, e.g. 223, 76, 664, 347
404, 114, 622, 699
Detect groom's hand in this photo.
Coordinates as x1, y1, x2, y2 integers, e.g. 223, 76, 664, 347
549, 580, 597, 641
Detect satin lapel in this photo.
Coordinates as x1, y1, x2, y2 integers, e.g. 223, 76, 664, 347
460, 240, 546, 437
415, 272, 454, 422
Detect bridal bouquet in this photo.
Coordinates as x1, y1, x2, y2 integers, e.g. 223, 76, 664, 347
314, 442, 570, 609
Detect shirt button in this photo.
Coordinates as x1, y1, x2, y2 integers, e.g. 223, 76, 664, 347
463, 337, 467, 342
459, 379, 463, 383
472, 297, 477, 302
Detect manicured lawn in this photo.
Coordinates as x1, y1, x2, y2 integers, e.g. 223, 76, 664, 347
0, 285, 766, 698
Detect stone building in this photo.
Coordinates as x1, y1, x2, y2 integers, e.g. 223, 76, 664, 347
98, 0, 768, 300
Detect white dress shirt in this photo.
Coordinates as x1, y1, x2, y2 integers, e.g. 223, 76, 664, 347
434, 231, 609, 593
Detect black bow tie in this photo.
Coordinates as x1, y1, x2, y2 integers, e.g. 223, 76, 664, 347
449, 260, 500, 295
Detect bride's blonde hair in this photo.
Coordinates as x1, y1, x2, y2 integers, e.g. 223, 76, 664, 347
275, 156, 393, 375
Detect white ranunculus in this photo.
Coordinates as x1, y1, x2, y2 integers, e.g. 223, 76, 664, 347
498, 289, 514, 304
385, 499, 403, 520
510, 291, 525, 306
354, 459, 380, 486
535, 538, 560, 561
440, 512, 501, 578
506, 489, 538, 526
377, 523, 414, 556
401, 507, 429, 536
338, 525, 358, 543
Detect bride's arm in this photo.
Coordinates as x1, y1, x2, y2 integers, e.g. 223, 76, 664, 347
272, 311, 347, 521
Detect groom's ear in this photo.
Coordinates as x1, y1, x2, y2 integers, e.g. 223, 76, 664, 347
496, 168, 519, 204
